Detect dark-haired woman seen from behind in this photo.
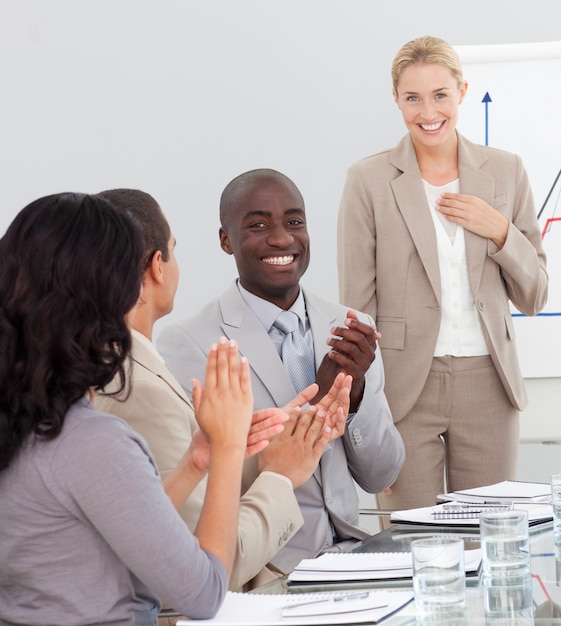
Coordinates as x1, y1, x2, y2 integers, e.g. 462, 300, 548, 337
0, 193, 268, 625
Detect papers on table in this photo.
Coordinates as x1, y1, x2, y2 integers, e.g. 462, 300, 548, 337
438, 480, 551, 504
286, 549, 481, 584
391, 502, 552, 527
176, 589, 414, 624
394, 481, 554, 527
288, 552, 412, 583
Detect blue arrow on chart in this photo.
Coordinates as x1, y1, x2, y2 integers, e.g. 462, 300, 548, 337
482, 92, 492, 146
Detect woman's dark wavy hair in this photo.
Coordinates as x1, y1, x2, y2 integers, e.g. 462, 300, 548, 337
0, 192, 144, 471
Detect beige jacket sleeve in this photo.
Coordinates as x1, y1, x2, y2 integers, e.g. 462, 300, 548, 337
94, 337, 303, 591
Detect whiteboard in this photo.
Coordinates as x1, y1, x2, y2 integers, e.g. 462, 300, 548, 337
455, 42, 561, 378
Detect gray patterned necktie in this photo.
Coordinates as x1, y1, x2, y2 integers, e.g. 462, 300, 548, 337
274, 310, 335, 547
273, 310, 315, 393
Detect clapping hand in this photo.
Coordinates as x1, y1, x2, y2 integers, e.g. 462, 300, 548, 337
282, 372, 352, 442
189, 338, 288, 473
316, 311, 379, 412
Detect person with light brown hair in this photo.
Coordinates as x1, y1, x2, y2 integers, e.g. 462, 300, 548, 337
338, 35, 548, 514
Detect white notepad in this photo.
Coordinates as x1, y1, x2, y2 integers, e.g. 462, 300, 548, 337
176, 589, 413, 624
286, 549, 481, 583
439, 480, 551, 504
288, 552, 412, 583
391, 502, 552, 527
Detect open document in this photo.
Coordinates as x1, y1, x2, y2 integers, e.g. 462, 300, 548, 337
390, 501, 552, 527
286, 549, 481, 584
176, 589, 414, 625
437, 480, 551, 504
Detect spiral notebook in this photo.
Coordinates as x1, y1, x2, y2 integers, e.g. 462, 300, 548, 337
176, 589, 414, 624
286, 549, 481, 584
432, 503, 512, 520
438, 480, 551, 504
391, 501, 552, 527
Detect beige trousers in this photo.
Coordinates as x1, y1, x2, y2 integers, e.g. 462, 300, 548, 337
378, 355, 519, 515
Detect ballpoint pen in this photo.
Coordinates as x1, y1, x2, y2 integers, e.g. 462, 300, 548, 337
442, 502, 512, 510
281, 591, 386, 611
334, 592, 371, 602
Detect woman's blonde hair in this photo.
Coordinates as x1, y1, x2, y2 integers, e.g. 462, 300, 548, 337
392, 35, 464, 93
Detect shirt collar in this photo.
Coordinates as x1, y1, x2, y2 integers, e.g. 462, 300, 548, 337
236, 280, 307, 332
131, 328, 165, 364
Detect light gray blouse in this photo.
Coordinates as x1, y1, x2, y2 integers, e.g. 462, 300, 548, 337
0, 399, 227, 626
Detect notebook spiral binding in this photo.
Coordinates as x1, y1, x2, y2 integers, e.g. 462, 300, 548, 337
432, 504, 512, 520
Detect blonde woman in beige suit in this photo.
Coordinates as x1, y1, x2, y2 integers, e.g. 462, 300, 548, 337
337, 36, 548, 514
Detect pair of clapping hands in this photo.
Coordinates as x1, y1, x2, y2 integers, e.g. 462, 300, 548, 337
188, 336, 352, 486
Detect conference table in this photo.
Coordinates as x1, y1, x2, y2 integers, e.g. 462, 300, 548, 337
252, 521, 561, 624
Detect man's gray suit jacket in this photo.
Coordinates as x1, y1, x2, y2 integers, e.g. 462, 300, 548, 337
158, 283, 405, 573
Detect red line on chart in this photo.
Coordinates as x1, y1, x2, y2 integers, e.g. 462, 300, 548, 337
532, 573, 552, 602
542, 217, 561, 239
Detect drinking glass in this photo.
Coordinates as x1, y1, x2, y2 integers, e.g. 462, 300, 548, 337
411, 538, 466, 614
551, 474, 561, 540
479, 510, 530, 577
483, 573, 533, 624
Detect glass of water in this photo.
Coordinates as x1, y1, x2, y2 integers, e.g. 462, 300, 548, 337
411, 537, 466, 614
551, 474, 561, 540
483, 573, 533, 625
480, 510, 530, 578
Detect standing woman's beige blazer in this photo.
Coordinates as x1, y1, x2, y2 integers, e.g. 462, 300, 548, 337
337, 132, 548, 424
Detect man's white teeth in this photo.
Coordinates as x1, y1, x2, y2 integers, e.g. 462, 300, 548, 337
421, 122, 443, 131
263, 255, 294, 266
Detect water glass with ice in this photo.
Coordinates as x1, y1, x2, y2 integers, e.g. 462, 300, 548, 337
480, 510, 530, 577
411, 538, 466, 614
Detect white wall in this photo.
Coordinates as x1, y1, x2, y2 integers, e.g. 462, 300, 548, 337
1, 0, 559, 439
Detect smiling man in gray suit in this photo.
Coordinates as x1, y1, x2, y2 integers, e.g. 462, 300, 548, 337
158, 169, 405, 574
92, 188, 346, 596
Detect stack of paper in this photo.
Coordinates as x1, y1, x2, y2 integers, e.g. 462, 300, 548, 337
288, 552, 413, 583
437, 480, 551, 504
176, 589, 414, 624
286, 549, 481, 584
390, 481, 553, 527
390, 501, 552, 527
